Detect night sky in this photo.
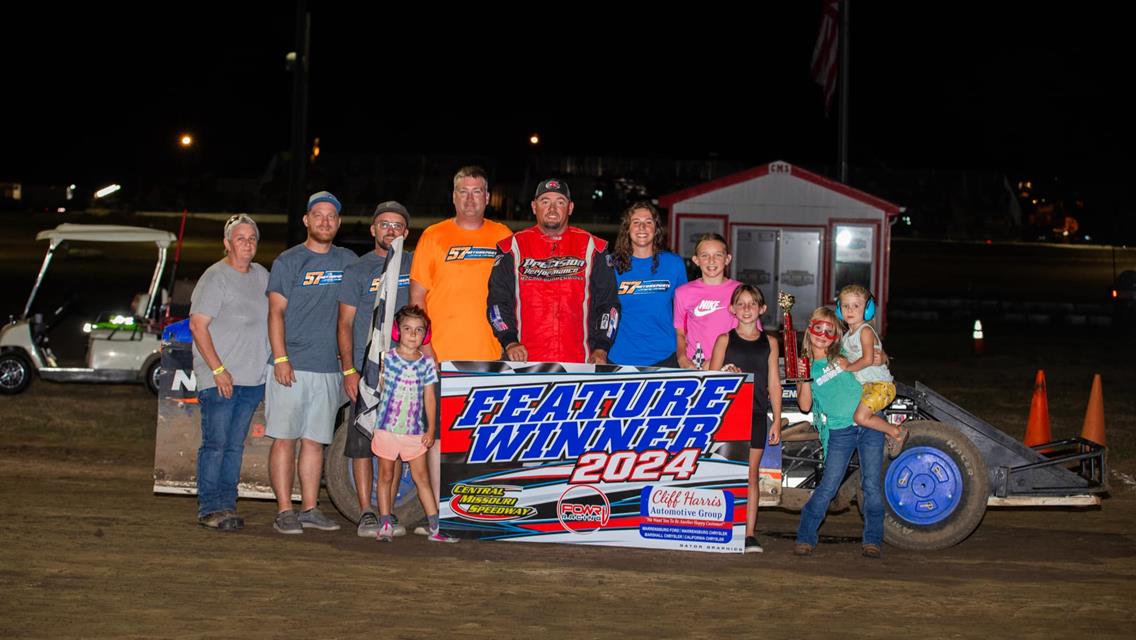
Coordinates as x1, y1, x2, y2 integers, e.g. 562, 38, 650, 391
4, 4, 1128, 191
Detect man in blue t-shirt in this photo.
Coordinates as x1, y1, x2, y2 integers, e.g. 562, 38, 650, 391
266, 191, 358, 535
336, 200, 413, 537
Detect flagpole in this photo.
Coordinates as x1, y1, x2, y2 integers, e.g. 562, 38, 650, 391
838, 0, 850, 183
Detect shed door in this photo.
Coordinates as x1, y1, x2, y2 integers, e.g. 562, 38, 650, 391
779, 230, 823, 329
732, 226, 778, 328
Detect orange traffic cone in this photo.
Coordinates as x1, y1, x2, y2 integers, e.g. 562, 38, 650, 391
1080, 374, 1106, 446
1024, 369, 1052, 447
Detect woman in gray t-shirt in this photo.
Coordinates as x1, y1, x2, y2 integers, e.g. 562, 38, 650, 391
188, 214, 269, 532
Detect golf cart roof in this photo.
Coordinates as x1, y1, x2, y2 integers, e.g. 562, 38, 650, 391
36, 224, 176, 248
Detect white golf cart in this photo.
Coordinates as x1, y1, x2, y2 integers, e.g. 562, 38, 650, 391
0, 224, 176, 395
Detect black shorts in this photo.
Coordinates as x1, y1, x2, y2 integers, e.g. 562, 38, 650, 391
344, 402, 374, 459
751, 412, 771, 449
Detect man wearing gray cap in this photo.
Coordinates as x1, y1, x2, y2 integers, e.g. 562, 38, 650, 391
266, 191, 357, 534
336, 200, 413, 537
487, 178, 620, 364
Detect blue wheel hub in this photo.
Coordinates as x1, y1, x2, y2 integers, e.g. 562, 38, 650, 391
885, 446, 964, 525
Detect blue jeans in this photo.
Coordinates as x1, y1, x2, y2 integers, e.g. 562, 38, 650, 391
197, 384, 264, 517
796, 425, 885, 547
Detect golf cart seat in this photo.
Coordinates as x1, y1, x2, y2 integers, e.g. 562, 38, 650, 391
131, 289, 170, 321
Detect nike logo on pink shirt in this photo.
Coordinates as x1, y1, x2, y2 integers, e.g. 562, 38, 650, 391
692, 300, 723, 317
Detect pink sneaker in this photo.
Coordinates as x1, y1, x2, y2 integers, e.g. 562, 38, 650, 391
427, 530, 459, 543
377, 522, 394, 542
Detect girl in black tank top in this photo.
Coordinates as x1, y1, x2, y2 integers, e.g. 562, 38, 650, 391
708, 285, 782, 554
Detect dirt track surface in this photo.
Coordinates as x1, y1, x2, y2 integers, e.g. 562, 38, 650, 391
3, 331, 1136, 639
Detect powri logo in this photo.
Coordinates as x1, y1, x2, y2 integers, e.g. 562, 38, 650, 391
557, 485, 610, 534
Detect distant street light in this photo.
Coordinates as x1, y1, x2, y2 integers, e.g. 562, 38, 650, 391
529, 133, 540, 145
94, 184, 122, 199
179, 134, 194, 148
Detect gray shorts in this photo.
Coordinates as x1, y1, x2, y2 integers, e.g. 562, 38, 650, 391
265, 368, 345, 444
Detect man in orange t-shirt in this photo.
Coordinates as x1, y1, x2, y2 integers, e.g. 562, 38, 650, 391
408, 166, 511, 523
409, 165, 512, 363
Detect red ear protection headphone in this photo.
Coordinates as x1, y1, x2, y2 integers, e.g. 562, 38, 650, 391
391, 323, 431, 345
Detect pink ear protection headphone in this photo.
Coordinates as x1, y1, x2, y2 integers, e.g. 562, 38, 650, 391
391, 323, 431, 345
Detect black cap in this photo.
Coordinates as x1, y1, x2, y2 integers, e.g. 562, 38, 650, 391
534, 178, 571, 201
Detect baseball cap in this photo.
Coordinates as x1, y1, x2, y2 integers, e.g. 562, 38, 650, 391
372, 200, 410, 225
307, 190, 342, 214
534, 178, 571, 201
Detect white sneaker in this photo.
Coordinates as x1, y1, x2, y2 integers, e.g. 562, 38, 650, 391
389, 513, 407, 537
356, 511, 380, 538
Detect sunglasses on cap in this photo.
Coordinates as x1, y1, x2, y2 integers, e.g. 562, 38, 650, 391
807, 320, 837, 338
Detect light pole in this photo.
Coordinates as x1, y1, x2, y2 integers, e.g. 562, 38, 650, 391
165, 132, 195, 321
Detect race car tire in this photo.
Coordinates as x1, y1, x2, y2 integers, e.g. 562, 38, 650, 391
856, 419, 988, 551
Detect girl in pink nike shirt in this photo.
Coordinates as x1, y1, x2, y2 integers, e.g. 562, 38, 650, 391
673, 233, 741, 369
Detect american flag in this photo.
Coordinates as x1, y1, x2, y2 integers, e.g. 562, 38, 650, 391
353, 235, 404, 436
811, 0, 840, 114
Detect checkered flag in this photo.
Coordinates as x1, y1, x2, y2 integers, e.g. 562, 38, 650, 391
353, 235, 405, 435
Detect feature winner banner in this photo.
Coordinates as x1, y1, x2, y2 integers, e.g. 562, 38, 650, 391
438, 361, 753, 553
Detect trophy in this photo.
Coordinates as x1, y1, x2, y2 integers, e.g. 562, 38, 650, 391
778, 291, 811, 382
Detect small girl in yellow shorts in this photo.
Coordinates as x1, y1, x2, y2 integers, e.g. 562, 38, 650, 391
835, 284, 909, 458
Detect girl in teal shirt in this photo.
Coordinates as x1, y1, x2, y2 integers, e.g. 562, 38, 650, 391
793, 306, 887, 558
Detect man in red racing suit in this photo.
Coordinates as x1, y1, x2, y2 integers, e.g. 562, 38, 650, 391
487, 178, 619, 364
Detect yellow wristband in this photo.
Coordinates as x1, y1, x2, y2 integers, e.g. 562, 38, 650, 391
342, 368, 357, 377
274, 356, 289, 364
212, 365, 226, 375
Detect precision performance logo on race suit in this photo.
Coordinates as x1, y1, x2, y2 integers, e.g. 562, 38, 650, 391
618, 280, 672, 295
369, 273, 410, 293
518, 256, 586, 280
301, 270, 344, 286
445, 246, 498, 262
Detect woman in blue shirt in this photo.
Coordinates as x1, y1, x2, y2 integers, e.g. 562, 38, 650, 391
608, 202, 687, 367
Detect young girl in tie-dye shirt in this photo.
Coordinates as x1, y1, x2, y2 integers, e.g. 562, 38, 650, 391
371, 305, 457, 543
